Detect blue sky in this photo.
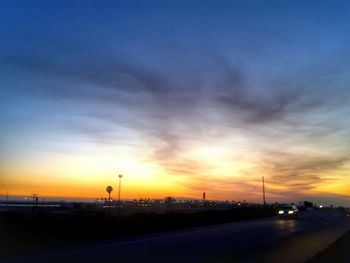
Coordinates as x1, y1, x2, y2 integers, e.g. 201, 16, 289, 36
1, 0, 350, 205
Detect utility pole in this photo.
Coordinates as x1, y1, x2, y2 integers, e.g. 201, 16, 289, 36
118, 174, 123, 208
262, 176, 266, 206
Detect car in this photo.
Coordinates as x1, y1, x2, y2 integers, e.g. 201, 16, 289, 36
278, 205, 299, 219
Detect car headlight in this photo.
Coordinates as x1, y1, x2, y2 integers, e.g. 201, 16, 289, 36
278, 210, 284, 214
288, 210, 294, 214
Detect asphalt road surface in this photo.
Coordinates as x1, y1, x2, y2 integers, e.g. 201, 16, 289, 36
4, 209, 350, 263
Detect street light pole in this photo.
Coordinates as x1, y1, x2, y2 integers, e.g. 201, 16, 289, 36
118, 174, 123, 207
262, 176, 266, 206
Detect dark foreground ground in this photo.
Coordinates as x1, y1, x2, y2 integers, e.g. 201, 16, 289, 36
0, 206, 275, 260
210, 209, 350, 263
2, 208, 349, 263
307, 227, 350, 263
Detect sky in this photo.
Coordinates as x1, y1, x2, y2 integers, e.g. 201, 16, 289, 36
1, 0, 350, 205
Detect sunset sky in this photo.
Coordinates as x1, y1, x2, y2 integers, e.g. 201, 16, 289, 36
1, 0, 350, 205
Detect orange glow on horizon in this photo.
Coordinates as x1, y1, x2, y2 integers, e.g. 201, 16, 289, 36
1, 144, 349, 204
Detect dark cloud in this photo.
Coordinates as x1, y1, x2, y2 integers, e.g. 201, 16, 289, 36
258, 151, 349, 191
214, 63, 322, 124
1, 46, 341, 129
1, 52, 168, 95
2, 44, 350, 199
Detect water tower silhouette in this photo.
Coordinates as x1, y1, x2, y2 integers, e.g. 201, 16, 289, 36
106, 186, 113, 201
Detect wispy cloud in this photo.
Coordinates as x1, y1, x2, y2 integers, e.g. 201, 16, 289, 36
2, 28, 350, 203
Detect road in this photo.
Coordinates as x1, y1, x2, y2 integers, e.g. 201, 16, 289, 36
4, 209, 350, 263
